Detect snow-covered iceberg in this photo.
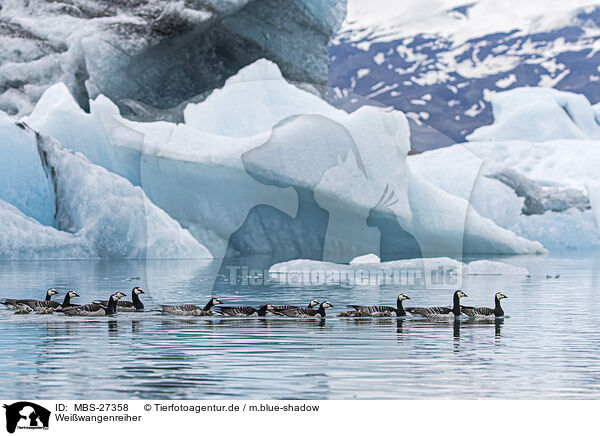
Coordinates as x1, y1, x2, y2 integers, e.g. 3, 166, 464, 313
24, 59, 544, 263
468, 87, 600, 142
0, 116, 210, 259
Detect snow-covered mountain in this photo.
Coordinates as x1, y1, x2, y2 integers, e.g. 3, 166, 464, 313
329, 0, 600, 149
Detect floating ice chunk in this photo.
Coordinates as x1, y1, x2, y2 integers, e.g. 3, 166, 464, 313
349, 253, 381, 264
268, 257, 464, 286
465, 260, 529, 276
468, 87, 600, 142
269, 256, 529, 286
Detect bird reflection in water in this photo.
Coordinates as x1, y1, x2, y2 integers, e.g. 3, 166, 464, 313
108, 320, 118, 336
452, 317, 505, 350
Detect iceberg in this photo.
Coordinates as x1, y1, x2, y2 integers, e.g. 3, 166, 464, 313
468, 87, 600, 142
410, 87, 600, 252
465, 260, 528, 276
0, 118, 210, 259
349, 253, 381, 265
0, 0, 346, 117
25, 60, 544, 265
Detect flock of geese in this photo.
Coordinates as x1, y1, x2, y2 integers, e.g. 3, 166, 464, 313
1, 288, 508, 319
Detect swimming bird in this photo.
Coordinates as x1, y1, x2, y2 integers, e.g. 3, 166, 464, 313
279, 301, 334, 317
406, 290, 468, 318
340, 294, 411, 317
63, 292, 126, 316
268, 299, 319, 315
95, 287, 145, 312
13, 306, 32, 315
337, 310, 370, 318
2, 288, 59, 309
216, 304, 275, 317
34, 307, 56, 315
160, 298, 222, 316
12, 290, 80, 312
461, 292, 507, 318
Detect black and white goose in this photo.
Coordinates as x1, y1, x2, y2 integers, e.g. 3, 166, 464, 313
95, 287, 145, 312
2, 288, 59, 309
461, 292, 507, 318
55, 291, 81, 311
160, 298, 222, 316
63, 292, 126, 316
340, 294, 411, 317
216, 304, 275, 317
14, 290, 80, 313
406, 290, 468, 318
268, 299, 319, 315
280, 301, 334, 318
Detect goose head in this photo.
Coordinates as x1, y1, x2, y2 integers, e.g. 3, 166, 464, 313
260, 304, 275, 311
495, 292, 508, 300
211, 298, 223, 306
133, 287, 145, 295
67, 291, 79, 298
397, 294, 410, 301
321, 301, 334, 309
455, 290, 467, 299
47, 289, 58, 297
309, 299, 319, 307
112, 291, 126, 300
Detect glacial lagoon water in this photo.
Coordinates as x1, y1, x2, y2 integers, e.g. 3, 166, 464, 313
0, 254, 599, 400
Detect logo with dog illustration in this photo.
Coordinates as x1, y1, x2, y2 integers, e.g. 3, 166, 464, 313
3, 402, 50, 433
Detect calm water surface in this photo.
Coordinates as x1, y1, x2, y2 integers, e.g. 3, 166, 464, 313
0, 254, 599, 399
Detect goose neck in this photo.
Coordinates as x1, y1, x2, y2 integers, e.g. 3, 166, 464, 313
494, 297, 504, 317
396, 299, 406, 316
